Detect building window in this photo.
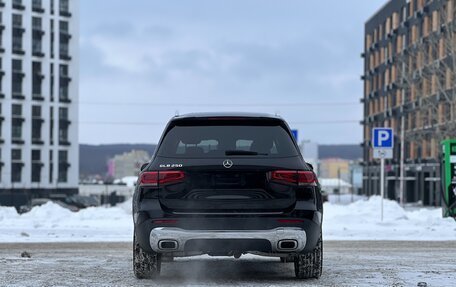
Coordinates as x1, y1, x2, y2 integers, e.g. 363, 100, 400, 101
12, 103, 22, 116
59, 107, 68, 119
12, 74, 23, 96
12, 104, 23, 140
32, 17, 44, 56
60, 64, 68, 76
59, 81, 69, 101
32, 105, 42, 143
58, 150, 68, 182
0, 12, 3, 50
0, 148, 2, 182
12, 59, 23, 97
50, 20, 54, 58
12, 14, 24, 53
59, 0, 70, 16
49, 150, 53, 183
60, 21, 69, 34
31, 149, 42, 183
32, 0, 43, 12
12, 0, 24, 10
50, 107, 54, 144
12, 14, 21, 27
32, 17, 42, 30
59, 40, 70, 59
11, 148, 22, 183
58, 107, 69, 144
12, 59, 21, 71
0, 58, 3, 94
50, 64, 54, 101
59, 126, 68, 143
59, 21, 71, 60
12, 122, 22, 140
32, 37, 42, 55
0, 103, 2, 139
12, 149, 21, 160
32, 61, 43, 98
32, 105, 41, 118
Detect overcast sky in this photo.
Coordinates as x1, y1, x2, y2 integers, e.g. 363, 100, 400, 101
79, 0, 385, 145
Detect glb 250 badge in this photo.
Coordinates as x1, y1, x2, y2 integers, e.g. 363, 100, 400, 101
159, 164, 183, 168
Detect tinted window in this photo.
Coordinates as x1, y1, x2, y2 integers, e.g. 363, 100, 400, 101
158, 125, 298, 158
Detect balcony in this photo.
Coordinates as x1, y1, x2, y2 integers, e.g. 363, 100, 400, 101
60, 29, 72, 40
59, 118, 71, 127
60, 10, 72, 17
13, 25, 25, 34
32, 2, 45, 13
12, 3, 25, 10
60, 74, 72, 83
33, 50, 45, 58
60, 54, 72, 61
59, 162, 71, 168
33, 27, 45, 37
59, 97, 71, 104
32, 94, 45, 101
59, 140, 71, 146
12, 47, 26, 55
12, 92, 25, 100
13, 69, 25, 77
32, 116, 44, 123
12, 138, 25, 145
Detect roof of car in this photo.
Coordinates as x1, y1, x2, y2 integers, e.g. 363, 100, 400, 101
172, 112, 282, 120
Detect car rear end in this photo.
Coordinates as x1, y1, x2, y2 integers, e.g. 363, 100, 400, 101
132, 113, 323, 279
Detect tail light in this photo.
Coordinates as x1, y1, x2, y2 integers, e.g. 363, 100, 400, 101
270, 170, 317, 186
297, 171, 317, 186
140, 171, 185, 186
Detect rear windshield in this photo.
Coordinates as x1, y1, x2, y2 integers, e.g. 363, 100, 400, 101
157, 125, 299, 158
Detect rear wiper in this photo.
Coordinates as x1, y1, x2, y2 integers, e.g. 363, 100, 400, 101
225, 150, 268, 156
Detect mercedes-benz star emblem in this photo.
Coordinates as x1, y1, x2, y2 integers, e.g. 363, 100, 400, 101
223, 159, 233, 169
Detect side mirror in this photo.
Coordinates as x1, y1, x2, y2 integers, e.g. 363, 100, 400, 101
307, 163, 314, 171
140, 163, 148, 172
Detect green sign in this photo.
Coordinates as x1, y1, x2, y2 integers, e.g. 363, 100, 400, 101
441, 139, 456, 218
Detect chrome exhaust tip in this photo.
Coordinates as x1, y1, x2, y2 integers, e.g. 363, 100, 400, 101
158, 240, 179, 250
277, 240, 298, 251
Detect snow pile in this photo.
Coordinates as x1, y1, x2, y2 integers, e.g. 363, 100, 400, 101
0, 200, 133, 243
0, 196, 455, 242
323, 196, 456, 240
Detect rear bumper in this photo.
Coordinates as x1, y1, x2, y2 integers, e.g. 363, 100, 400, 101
135, 208, 322, 254
149, 227, 306, 253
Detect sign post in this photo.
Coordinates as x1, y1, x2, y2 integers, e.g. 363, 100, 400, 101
372, 128, 394, 222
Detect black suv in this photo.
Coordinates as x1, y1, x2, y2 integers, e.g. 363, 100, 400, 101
132, 113, 323, 279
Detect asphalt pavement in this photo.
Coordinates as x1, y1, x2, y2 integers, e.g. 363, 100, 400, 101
1, 241, 455, 287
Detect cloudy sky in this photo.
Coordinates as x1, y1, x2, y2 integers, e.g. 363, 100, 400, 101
79, 0, 385, 145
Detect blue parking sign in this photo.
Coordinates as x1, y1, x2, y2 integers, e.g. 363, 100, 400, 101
372, 128, 393, 148
291, 129, 298, 141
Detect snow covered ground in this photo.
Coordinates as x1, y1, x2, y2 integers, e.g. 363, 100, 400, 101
0, 196, 455, 243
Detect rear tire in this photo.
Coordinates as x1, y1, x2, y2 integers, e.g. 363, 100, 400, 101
133, 234, 161, 279
294, 234, 323, 279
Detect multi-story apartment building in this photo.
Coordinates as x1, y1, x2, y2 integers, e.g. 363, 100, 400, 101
362, 0, 456, 205
107, 150, 150, 180
0, 0, 79, 206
